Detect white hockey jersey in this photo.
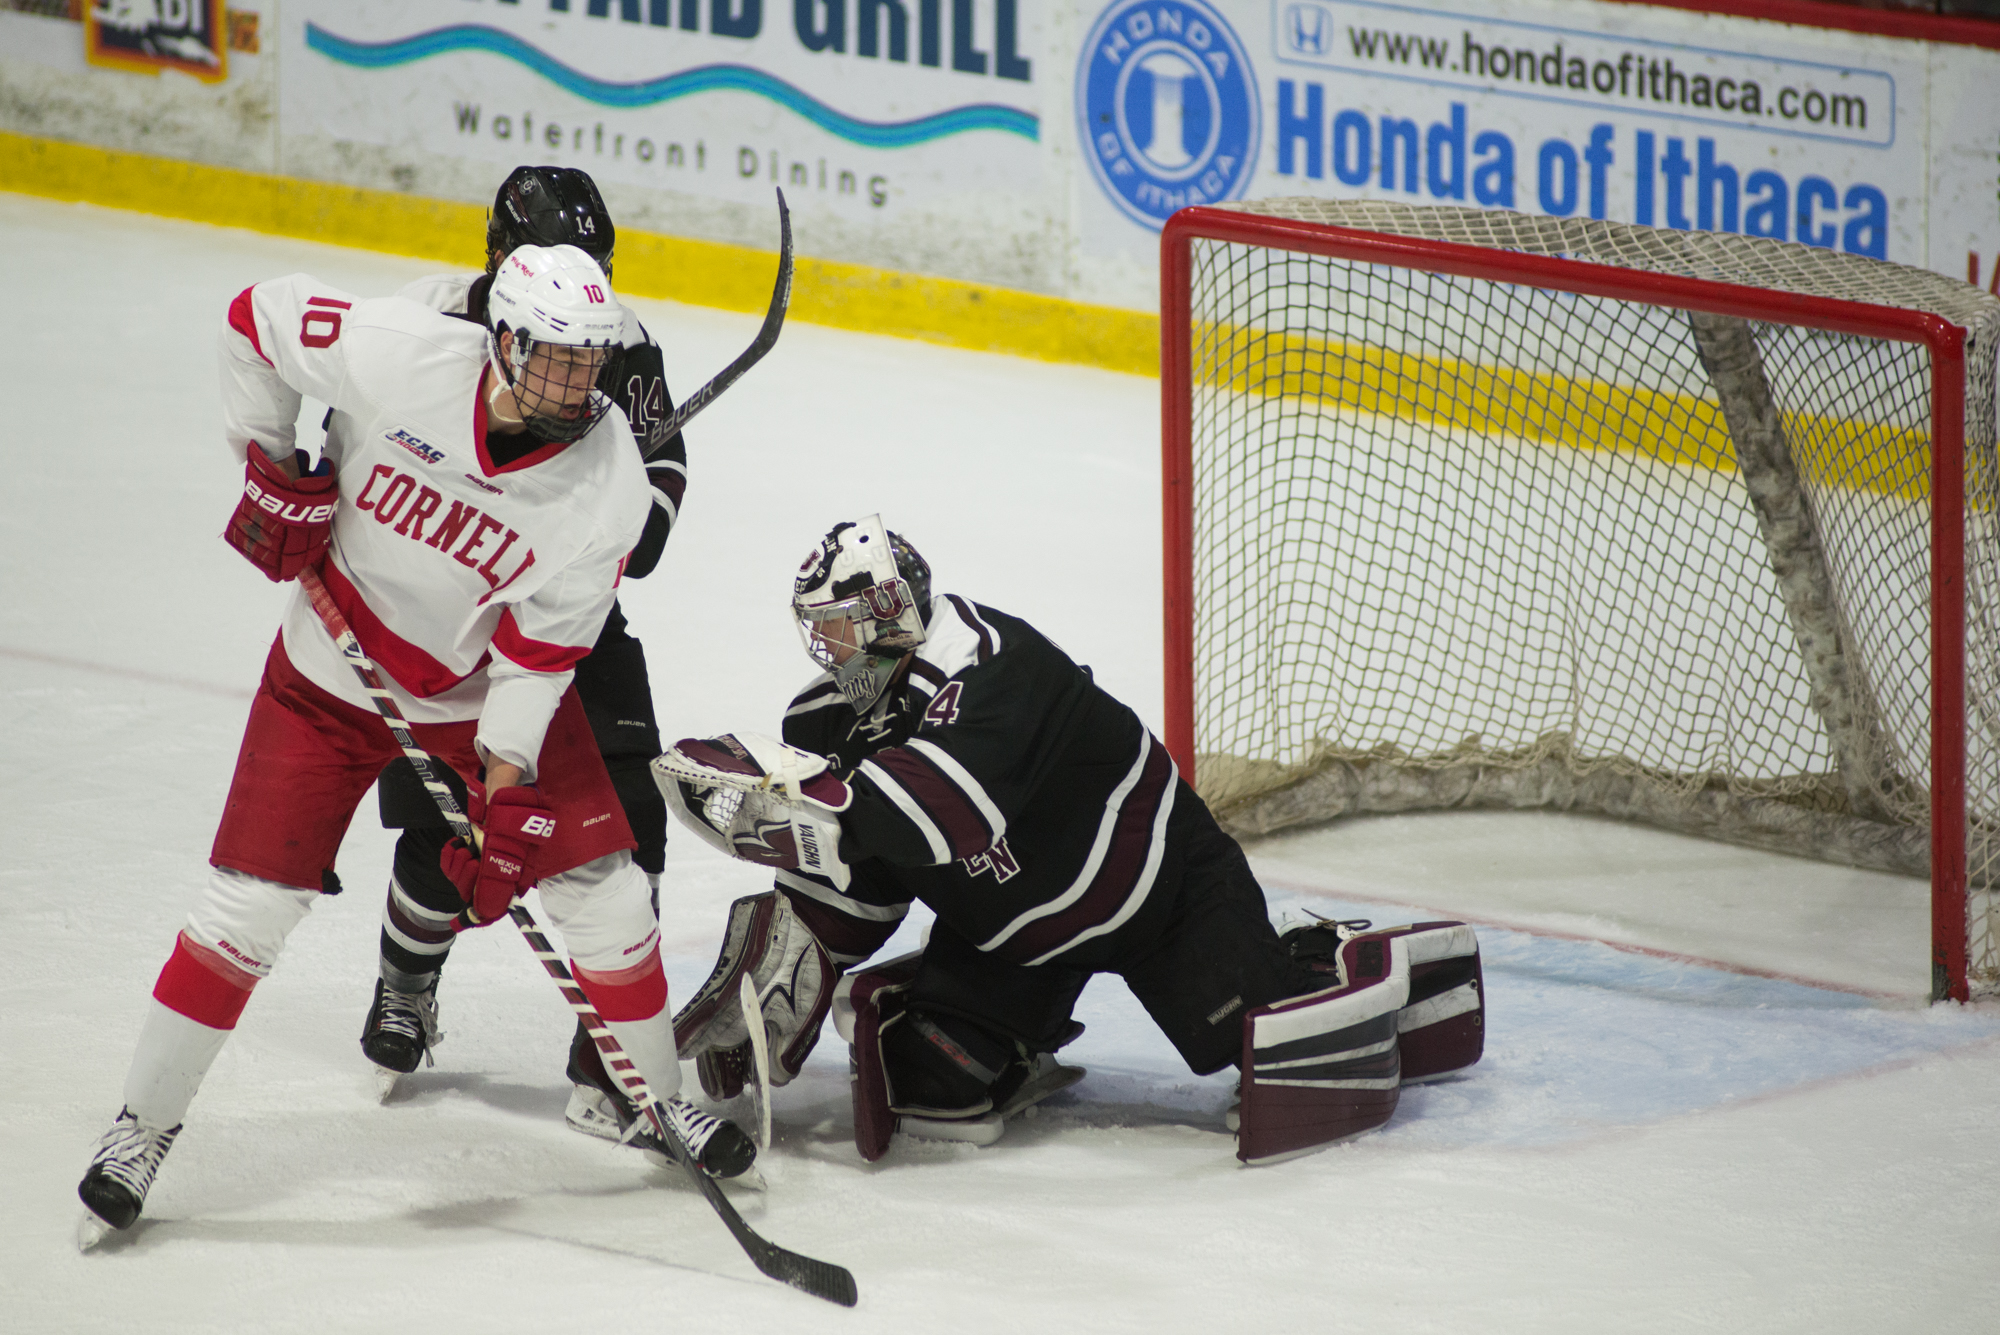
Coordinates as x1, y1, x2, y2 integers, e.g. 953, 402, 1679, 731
219, 274, 650, 779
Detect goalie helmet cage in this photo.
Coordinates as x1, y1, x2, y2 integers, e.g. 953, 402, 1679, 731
1159, 200, 2000, 1003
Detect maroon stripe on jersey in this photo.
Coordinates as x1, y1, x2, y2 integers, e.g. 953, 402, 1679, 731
228, 286, 271, 368
998, 739, 1174, 963
868, 745, 993, 860
320, 560, 487, 698
906, 659, 949, 692
491, 608, 591, 674
945, 595, 993, 663
782, 890, 902, 964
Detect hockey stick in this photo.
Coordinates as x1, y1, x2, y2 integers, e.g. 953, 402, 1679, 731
297, 566, 858, 1308
642, 187, 793, 461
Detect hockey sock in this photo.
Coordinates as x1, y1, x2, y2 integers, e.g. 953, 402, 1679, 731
378, 829, 460, 986
598, 1008, 683, 1103
121, 999, 233, 1129
123, 869, 320, 1125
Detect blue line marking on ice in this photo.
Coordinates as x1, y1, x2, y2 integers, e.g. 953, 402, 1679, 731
303, 23, 1041, 147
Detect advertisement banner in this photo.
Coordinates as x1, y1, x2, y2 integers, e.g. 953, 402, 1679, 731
281, 0, 1047, 284
5, 0, 1997, 317
85, 0, 228, 82
1070, 0, 2000, 300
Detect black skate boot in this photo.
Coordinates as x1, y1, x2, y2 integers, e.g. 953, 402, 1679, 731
564, 1078, 757, 1180
360, 977, 441, 1074
657, 1095, 759, 1180
78, 1108, 180, 1233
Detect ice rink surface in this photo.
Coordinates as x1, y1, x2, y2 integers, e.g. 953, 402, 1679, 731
5, 193, 1999, 1331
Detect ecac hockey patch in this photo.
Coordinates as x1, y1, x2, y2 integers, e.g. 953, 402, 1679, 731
385, 427, 445, 466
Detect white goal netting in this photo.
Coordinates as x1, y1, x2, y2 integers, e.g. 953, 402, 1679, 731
1180, 200, 2000, 996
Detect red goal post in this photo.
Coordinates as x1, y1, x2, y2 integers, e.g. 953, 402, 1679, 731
1159, 200, 2000, 1002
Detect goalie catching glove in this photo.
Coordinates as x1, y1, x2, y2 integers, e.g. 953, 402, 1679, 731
672, 890, 837, 1097
653, 734, 852, 886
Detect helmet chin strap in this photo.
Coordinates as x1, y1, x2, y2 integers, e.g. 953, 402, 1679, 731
485, 362, 527, 431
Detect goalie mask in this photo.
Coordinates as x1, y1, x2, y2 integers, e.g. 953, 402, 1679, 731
792, 516, 932, 710
486, 243, 623, 444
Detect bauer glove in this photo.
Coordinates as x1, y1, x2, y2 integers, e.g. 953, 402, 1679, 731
224, 448, 336, 582
439, 786, 556, 929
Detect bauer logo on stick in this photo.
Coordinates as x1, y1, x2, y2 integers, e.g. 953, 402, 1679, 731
1076, 0, 1260, 231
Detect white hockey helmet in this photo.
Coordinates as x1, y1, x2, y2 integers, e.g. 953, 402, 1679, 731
792, 516, 932, 709
486, 243, 624, 442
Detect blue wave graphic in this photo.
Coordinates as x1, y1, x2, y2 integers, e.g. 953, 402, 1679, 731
305, 23, 1039, 148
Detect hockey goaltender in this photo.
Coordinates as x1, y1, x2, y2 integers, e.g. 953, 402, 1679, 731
654, 516, 1488, 1164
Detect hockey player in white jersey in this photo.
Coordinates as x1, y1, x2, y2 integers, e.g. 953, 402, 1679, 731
357, 167, 695, 1158
77, 244, 753, 1243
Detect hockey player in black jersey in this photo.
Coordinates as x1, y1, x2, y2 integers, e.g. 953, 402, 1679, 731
654, 517, 1487, 1164
360, 166, 697, 1156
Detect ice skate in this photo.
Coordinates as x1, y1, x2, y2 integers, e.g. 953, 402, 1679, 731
360, 977, 441, 1100
565, 1081, 762, 1186
77, 1108, 180, 1248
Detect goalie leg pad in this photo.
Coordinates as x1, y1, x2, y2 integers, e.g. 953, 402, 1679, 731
836, 954, 922, 1162
671, 890, 837, 1088
1379, 922, 1485, 1083
1237, 932, 1409, 1166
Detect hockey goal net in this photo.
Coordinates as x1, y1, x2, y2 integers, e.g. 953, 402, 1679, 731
1160, 200, 2000, 1002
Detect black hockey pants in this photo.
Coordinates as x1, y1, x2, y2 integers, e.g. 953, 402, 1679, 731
898, 786, 1310, 1084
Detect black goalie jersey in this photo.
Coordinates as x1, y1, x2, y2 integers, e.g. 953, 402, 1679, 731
777, 595, 1181, 969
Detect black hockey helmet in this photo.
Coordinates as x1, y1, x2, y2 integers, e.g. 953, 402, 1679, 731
486, 167, 616, 277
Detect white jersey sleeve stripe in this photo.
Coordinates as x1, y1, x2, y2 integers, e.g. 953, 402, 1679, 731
858, 758, 953, 864
905, 738, 1007, 843
775, 869, 910, 923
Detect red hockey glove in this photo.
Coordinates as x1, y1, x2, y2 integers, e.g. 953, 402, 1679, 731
439, 786, 556, 930
224, 448, 336, 582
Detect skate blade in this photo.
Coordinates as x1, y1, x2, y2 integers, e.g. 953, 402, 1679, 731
720, 1164, 768, 1193
77, 1210, 116, 1252
898, 1113, 1005, 1146
638, 1146, 769, 1192
374, 1066, 404, 1103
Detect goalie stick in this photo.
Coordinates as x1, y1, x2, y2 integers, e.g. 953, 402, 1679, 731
642, 187, 794, 461
297, 567, 857, 1308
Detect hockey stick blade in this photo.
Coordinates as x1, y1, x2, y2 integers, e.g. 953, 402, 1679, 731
298, 566, 856, 1307
643, 1097, 857, 1306
644, 187, 793, 460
